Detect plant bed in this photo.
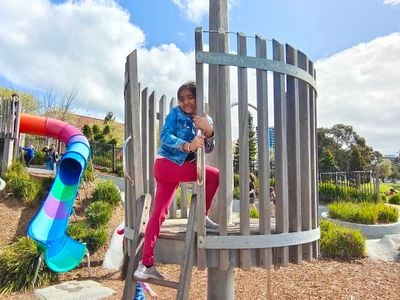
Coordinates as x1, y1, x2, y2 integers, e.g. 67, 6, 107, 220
321, 211, 400, 239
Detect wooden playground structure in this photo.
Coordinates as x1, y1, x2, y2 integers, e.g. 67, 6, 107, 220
121, 2, 319, 298
0, 95, 21, 175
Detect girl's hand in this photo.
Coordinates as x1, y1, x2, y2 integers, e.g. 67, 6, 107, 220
193, 114, 213, 137
189, 135, 205, 151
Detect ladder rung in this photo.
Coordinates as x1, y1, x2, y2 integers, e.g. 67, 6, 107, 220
133, 276, 179, 289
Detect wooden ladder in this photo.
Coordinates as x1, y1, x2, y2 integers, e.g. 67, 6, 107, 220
122, 194, 198, 300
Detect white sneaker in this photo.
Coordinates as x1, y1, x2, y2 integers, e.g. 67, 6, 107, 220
205, 216, 219, 231
134, 261, 164, 280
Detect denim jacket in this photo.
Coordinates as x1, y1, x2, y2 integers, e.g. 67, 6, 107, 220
158, 106, 215, 166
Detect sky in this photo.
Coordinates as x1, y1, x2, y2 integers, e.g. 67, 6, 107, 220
0, 0, 399, 155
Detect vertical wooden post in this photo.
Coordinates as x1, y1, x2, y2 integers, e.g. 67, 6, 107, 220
273, 39, 289, 266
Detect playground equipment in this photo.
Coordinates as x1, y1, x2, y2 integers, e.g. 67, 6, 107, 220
121, 21, 319, 298
18, 114, 91, 274
0, 101, 91, 280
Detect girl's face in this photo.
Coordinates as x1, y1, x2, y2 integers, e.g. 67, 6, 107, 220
178, 88, 196, 115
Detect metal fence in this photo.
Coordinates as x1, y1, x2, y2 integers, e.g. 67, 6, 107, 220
318, 171, 379, 202
90, 141, 122, 174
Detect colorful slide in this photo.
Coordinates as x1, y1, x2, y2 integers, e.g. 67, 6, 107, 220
20, 114, 90, 273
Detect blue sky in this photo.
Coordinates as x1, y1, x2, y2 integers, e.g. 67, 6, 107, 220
0, 0, 399, 155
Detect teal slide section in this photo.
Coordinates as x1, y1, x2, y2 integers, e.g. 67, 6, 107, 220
27, 134, 90, 272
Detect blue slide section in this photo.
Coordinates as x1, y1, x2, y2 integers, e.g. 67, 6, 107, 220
27, 134, 91, 272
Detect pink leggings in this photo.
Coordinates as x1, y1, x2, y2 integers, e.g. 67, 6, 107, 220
142, 158, 219, 266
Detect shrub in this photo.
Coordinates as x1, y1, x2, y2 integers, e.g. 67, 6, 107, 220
320, 220, 365, 259
4, 161, 40, 206
67, 221, 108, 253
328, 201, 398, 224
249, 207, 259, 218
388, 194, 400, 205
83, 159, 96, 183
92, 180, 121, 207
85, 201, 112, 226
0, 237, 57, 295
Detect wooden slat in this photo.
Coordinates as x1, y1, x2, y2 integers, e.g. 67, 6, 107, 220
176, 195, 198, 299
237, 32, 251, 270
122, 194, 150, 299
309, 61, 319, 258
195, 27, 206, 270
141, 88, 149, 194
180, 183, 188, 218
217, 28, 231, 271
298, 50, 313, 260
122, 50, 145, 299
272, 39, 289, 267
255, 34, 272, 269
285, 44, 302, 264
148, 91, 156, 207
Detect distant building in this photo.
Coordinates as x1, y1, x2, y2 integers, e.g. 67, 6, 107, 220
269, 127, 275, 151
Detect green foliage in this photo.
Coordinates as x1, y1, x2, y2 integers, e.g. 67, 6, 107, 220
233, 111, 258, 173
0, 237, 57, 295
85, 201, 112, 226
103, 125, 110, 135
317, 124, 380, 172
319, 148, 339, 172
92, 124, 100, 135
328, 201, 398, 224
388, 194, 400, 205
320, 220, 365, 259
83, 159, 95, 182
233, 186, 240, 199
92, 180, 121, 207
67, 221, 108, 253
249, 207, 259, 218
319, 182, 376, 203
4, 161, 41, 206
82, 124, 93, 140
115, 163, 123, 177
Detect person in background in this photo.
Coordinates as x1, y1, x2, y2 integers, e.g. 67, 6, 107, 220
134, 80, 220, 281
43, 144, 58, 170
22, 144, 35, 167
249, 173, 256, 209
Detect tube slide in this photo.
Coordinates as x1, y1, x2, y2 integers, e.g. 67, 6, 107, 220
20, 114, 90, 272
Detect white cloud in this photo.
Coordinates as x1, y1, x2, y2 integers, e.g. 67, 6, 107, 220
0, 0, 145, 119
316, 32, 400, 155
171, 0, 236, 24
383, 0, 400, 6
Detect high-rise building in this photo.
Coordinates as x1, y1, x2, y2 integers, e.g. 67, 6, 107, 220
269, 127, 275, 151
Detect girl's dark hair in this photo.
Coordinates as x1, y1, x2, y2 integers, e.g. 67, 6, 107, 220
177, 80, 196, 99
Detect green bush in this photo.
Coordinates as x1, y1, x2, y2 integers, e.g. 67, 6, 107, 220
67, 221, 108, 253
83, 159, 96, 182
388, 194, 400, 205
114, 163, 123, 177
85, 201, 112, 226
92, 180, 121, 207
3, 161, 41, 206
0, 237, 57, 295
328, 201, 398, 224
319, 182, 376, 203
320, 220, 365, 259
249, 207, 259, 218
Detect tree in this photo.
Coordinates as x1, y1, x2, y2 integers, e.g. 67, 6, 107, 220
318, 124, 380, 172
376, 159, 392, 182
104, 112, 115, 124
349, 146, 364, 171
82, 124, 93, 140
248, 112, 257, 172
319, 148, 339, 172
233, 111, 258, 174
